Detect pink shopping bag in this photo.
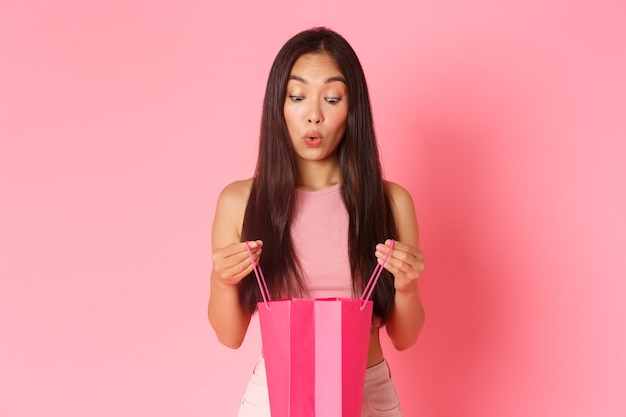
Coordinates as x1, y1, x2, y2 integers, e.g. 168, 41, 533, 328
245, 240, 395, 417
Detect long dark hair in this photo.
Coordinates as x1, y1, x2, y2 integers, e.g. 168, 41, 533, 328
240, 27, 397, 323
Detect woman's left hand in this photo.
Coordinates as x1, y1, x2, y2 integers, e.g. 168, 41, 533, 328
375, 239, 424, 293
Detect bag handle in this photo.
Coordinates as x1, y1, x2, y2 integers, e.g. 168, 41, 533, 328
245, 241, 272, 310
359, 239, 395, 309
244, 239, 395, 311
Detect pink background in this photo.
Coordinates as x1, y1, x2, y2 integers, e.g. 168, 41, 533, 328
1, 1, 625, 416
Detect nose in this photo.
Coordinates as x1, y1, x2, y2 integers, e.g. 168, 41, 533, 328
308, 116, 321, 124
307, 101, 323, 124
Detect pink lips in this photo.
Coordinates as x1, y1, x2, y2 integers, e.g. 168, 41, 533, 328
304, 131, 322, 148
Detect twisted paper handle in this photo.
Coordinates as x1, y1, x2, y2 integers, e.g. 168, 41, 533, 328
245, 239, 395, 311
245, 241, 272, 310
359, 239, 395, 309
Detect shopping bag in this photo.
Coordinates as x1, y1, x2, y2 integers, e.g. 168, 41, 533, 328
245, 240, 395, 417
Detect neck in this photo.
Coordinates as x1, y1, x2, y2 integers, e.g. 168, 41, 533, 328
296, 158, 341, 191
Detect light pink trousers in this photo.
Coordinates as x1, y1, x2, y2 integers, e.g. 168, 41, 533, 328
237, 358, 402, 417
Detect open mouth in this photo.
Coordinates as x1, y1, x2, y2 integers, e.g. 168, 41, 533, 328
304, 131, 322, 147
304, 135, 322, 147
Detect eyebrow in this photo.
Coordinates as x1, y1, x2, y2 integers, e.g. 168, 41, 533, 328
288, 75, 347, 84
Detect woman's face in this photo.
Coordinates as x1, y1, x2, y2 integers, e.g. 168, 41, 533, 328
284, 52, 348, 163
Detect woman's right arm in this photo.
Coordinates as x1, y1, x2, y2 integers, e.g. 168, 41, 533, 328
208, 180, 262, 349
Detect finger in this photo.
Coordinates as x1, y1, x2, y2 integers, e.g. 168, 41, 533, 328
378, 254, 412, 276
221, 251, 263, 283
229, 257, 258, 280
380, 241, 423, 266
387, 240, 421, 259
375, 242, 412, 264
233, 244, 262, 263
383, 239, 412, 252
244, 240, 263, 251
375, 246, 424, 278
220, 241, 263, 264
377, 256, 403, 275
214, 248, 250, 272
213, 242, 262, 279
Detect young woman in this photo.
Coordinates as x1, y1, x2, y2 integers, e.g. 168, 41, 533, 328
208, 27, 425, 417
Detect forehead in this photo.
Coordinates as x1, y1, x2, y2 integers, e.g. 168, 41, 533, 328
289, 52, 344, 80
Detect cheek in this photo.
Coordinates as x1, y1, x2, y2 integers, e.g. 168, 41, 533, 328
283, 108, 298, 131
284, 101, 306, 119
331, 108, 349, 128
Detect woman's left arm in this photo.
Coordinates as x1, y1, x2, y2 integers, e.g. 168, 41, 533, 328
376, 182, 426, 351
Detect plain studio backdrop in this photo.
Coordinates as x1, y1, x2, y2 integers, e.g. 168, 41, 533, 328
1, 1, 625, 416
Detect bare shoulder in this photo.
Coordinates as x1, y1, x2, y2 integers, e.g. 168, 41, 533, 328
217, 178, 254, 207
212, 178, 254, 245
384, 180, 419, 245
384, 181, 415, 209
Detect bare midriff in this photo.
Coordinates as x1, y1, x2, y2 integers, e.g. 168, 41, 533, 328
366, 327, 385, 368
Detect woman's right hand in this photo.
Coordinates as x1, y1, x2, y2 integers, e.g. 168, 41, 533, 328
212, 240, 263, 286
